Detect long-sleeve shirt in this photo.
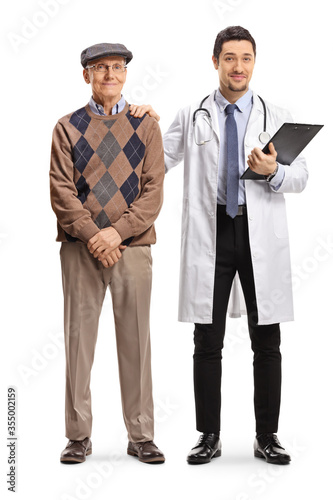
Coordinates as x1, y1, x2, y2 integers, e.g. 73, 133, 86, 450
88, 95, 126, 116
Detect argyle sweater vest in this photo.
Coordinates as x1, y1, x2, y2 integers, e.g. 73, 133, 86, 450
50, 103, 164, 245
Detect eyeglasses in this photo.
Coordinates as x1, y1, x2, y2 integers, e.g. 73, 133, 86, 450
86, 63, 127, 73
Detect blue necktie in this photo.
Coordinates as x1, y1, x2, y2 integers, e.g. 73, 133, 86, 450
225, 104, 239, 219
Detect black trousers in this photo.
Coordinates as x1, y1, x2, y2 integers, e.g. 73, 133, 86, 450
193, 205, 281, 435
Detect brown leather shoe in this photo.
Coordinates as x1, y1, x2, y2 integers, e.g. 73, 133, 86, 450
60, 437, 92, 464
127, 440, 165, 464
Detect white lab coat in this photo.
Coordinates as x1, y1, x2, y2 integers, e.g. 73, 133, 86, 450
163, 92, 308, 325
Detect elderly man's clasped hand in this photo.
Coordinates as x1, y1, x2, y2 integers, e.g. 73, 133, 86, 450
87, 227, 126, 268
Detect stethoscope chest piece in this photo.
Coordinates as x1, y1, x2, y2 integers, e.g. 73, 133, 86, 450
258, 131, 271, 144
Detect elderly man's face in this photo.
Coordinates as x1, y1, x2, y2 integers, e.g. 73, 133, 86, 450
83, 56, 127, 103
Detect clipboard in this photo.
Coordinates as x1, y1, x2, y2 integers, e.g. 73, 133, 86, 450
241, 122, 324, 180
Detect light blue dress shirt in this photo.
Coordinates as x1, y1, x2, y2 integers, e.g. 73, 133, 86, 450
214, 88, 284, 205
89, 95, 126, 116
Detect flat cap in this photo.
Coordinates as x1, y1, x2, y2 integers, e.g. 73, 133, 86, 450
81, 43, 133, 67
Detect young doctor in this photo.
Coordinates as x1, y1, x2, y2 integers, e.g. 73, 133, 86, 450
131, 25, 308, 465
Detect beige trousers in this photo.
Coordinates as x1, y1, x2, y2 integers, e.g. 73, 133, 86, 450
60, 242, 154, 443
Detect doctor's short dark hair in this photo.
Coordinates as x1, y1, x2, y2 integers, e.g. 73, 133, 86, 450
213, 26, 256, 61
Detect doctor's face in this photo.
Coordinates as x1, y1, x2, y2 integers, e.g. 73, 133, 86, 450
212, 40, 255, 100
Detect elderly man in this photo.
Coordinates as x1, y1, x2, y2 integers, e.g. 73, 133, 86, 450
50, 43, 165, 464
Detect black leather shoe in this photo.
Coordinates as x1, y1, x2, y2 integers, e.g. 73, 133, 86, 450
254, 433, 291, 465
187, 433, 221, 464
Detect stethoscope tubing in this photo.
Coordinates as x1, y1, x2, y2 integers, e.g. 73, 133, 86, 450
193, 93, 270, 145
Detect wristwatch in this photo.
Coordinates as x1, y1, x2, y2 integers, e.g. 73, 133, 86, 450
265, 164, 279, 182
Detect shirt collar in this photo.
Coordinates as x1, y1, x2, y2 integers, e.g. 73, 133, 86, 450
214, 88, 253, 113
89, 95, 125, 116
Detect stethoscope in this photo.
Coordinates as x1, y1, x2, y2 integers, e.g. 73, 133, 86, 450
193, 94, 271, 146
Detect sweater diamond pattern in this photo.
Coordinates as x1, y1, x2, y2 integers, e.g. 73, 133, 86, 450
94, 209, 111, 229
73, 136, 94, 173
103, 120, 116, 129
126, 113, 144, 130
69, 107, 91, 134
92, 171, 118, 208
120, 171, 139, 206
96, 131, 122, 167
123, 132, 146, 170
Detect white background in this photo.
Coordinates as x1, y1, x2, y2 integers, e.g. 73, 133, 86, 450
1, 0, 332, 499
